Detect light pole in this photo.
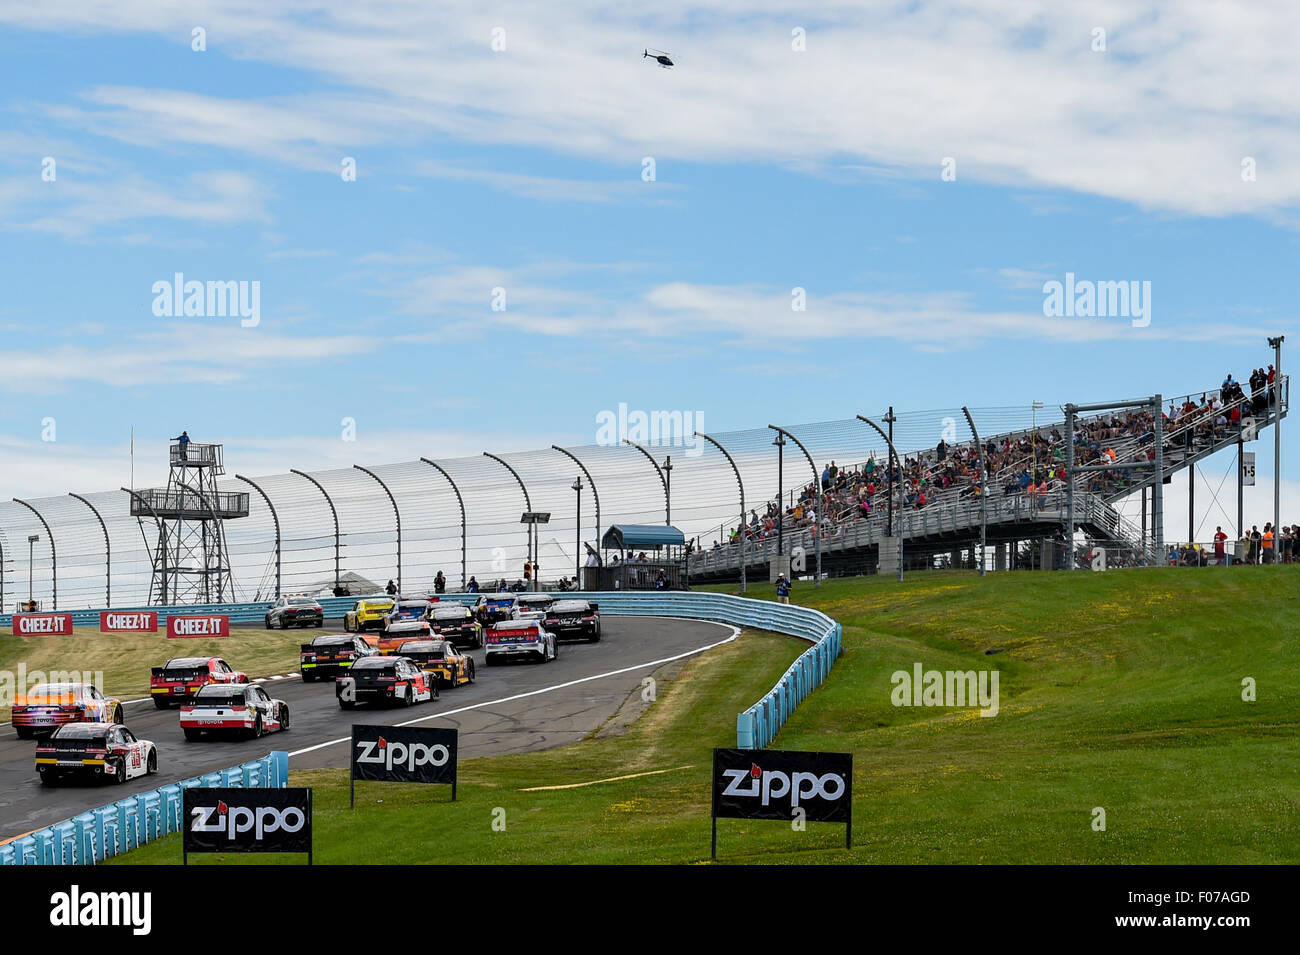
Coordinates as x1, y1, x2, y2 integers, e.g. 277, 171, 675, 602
884, 407, 897, 537
572, 476, 583, 586
773, 431, 786, 557
662, 455, 673, 525
1268, 335, 1284, 559
27, 534, 39, 605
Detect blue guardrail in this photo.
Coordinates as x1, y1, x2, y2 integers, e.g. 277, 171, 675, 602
0, 751, 288, 866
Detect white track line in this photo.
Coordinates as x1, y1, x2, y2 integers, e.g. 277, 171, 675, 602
286, 622, 742, 759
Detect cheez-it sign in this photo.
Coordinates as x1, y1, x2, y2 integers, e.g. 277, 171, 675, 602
100, 611, 159, 633
12, 613, 74, 636
166, 615, 230, 639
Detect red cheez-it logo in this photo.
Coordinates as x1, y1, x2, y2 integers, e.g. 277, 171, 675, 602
167, 615, 231, 638
100, 611, 159, 633
12, 614, 74, 636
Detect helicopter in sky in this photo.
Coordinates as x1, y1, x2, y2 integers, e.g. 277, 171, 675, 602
643, 48, 674, 68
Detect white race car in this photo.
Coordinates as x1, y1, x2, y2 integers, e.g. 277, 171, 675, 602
34, 722, 157, 786
484, 619, 557, 666
180, 682, 290, 741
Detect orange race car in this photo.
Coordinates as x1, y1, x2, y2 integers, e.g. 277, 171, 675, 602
11, 682, 123, 739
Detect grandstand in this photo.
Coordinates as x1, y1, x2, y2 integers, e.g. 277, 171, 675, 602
0, 372, 1287, 609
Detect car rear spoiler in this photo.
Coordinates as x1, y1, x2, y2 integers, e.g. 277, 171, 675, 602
150, 666, 164, 677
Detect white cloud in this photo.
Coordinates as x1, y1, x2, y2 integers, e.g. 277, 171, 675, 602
10, 1, 1300, 218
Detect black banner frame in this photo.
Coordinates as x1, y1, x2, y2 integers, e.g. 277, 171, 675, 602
349, 724, 458, 807
710, 748, 852, 859
182, 787, 313, 865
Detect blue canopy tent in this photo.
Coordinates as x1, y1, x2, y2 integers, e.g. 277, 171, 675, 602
594, 525, 687, 590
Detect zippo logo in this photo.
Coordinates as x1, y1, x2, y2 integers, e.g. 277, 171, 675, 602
190, 799, 305, 840
720, 763, 846, 808
356, 735, 450, 772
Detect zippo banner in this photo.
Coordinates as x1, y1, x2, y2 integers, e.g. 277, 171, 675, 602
100, 611, 159, 633
167, 615, 230, 638
350, 724, 458, 805
711, 748, 853, 857
183, 787, 312, 862
12, 614, 74, 636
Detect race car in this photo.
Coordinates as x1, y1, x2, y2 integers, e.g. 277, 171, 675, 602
265, 595, 324, 629
11, 683, 123, 739
300, 633, 377, 681
149, 656, 248, 708
515, 593, 555, 619
544, 598, 602, 642
180, 682, 289, 741
428, 604, 484, 649
484, 620, 557, 666
343, 596, 396, 633
377, 599, 436, 653
35, 722, 156, 786
474, 593, 519, 626
395, 639, 475, 688
336, 655, 437, 709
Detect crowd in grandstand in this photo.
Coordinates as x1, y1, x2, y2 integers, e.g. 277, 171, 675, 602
705, 369, 1284, 557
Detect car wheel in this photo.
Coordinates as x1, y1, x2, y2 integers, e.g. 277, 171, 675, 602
339, 699, 355, 710
552, 640, 559, 660
280, 618, 290, 630
251, 715, 264, 739
590, 628, 601, 643
279, 705, 290, 731
301, 670, 315, 683
113, 757, 127, 784
265, 617, 273, 629
316, 620, 323, 628
112, 705, 124, 724
153, 698, 170, 709
39, 768, 56, 786
146, 751, 158, 775
15, 727, 33, 740
467, 659, 476, 683
183, 728, 202, 742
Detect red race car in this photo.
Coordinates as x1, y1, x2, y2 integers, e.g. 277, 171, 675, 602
150, 656, 248, 709
11, 682, 123, 739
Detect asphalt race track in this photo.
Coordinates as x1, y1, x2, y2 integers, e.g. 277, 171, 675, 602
0, 616, 738, 838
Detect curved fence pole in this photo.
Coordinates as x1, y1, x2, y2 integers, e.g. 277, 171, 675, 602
552, 445, 601, 560
353, 465, 401, 593
483, 452, 534, 588
420, 459, 466, 590
697, 432, 746, 594
622, 439, 670, 524
121, 488, 166, 604
12, 498, 56, 610
235, 475, 281, 599
856, 415, 904, 583
960, 406, 988, 577
769, 425, 823, 588
290, 469, 340, 591
68, 493, 111, 606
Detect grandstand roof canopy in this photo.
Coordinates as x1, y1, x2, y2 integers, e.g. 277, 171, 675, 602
601, 524, 685, 551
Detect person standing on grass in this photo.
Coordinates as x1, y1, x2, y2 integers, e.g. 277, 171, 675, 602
1262, 524, 1275, 564
1214, 526, 1228, 566
775, 572, 792, 605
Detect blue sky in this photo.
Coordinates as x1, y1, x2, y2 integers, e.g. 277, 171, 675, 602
0, 2, 1296, 531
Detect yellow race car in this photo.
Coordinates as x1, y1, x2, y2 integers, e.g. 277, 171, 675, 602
344, 596, 396, 633
394, 639, 476, 688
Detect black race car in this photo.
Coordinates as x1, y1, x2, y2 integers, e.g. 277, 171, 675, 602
474, 593, 518, 626
428, 604, 484, 649
543, 599, 601, 642
266, 595, 324, 629
300, 633, 377, 682
337, 655, 437, 709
